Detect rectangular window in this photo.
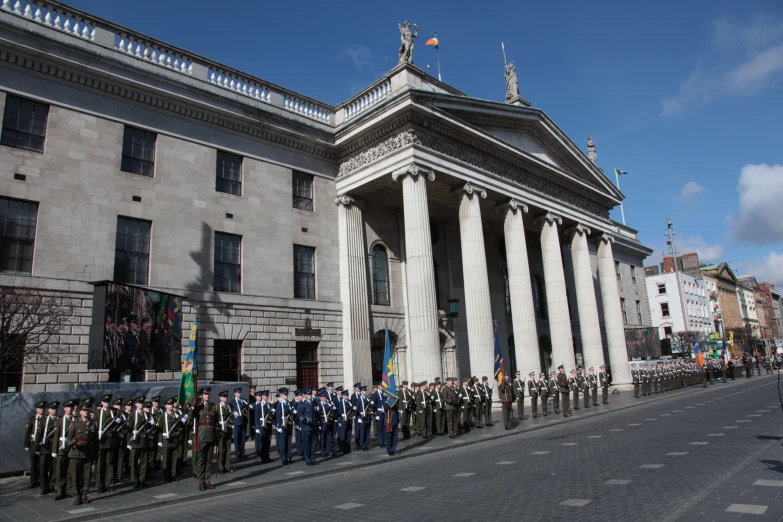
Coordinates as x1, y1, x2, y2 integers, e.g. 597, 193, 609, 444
1, 95, 49, 152
621, 298, 627, 324
663, 326, 673, 338
0, 197, 38, 274
657, 283, 666, 295
615, 261, 622, 280
294, 245, 315, 299
630, 265, 637, 284
636, 300, 642, 325
114, 217, 151, 285
213, 340, 241, 382
661, 302, 670, 318
292, 171, 313, 211
121, 126, 156, 177
214, 232, 241, 293
216, 150, 242, 196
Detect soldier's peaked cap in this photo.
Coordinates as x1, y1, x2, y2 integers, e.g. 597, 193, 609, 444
353, 382, 362, 388
277, 387, 289, 395
200, 387, 212, 394
47, 401, 60, 410
111, 398, 123, 406
134, 396, 145, 404
64, 399, 79, 408
218, 390, 229, 398
151, 396, 161, 402
100, 393, 112, 403
166, 396, 177, 405
402, 380, 409, 385
79, 402, 91, 411
233, 388, 242, 393
143, 401, 152, 408
259, 390, 270, 396
35, 400, 47, 409
557, 365, 564, 369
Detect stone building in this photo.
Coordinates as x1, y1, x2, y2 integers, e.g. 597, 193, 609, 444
0, 1, 653, 393
701, 263, 742, 334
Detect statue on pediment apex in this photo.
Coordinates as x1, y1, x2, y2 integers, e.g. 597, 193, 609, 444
398, 21, 419, 64
505, 61, 520, 101
587, 136, 598, 164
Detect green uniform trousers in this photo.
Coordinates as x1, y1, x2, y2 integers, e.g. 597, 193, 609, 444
217, 435, 231, 472
195, 442, 214, 484
68, 457, 90, 498
560, 391, 570, 415
130, 447, 148, 484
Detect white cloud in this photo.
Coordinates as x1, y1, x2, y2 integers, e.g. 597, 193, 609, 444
729, 164, 783, 244
736, 251, 783, 287
676, 181, 707, 200
341, 45, 375, 71
662, 14, 783, 116
674, 235, 724, 263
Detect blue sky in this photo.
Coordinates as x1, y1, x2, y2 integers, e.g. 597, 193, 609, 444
70, 0, 783, 284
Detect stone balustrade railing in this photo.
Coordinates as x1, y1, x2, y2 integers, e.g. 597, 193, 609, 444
1, 0, 334, 125
2, 0, 95, 40
208, 67, 271, 103
344, 81, 392, 120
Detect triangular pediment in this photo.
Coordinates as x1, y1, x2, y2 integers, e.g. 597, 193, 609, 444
479, 127, 563, 169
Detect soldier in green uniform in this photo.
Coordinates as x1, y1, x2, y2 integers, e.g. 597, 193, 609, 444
548, 372, 560, 414
598, 365, 610, 404
423, 381, 434, 438
481, 376, 494, 426
513, 371, 527, 420
538, 373, 550, 416
498, 374, 514, 430
39, 402, 59, 495
95, 394, 120, 493
158, 396, 181, 482
51, 399, 76, 501
413, 382, 426, 438
471, 377, 484, 427
557, 365, 572, 417
67, 402, 95, 506
193, 387, 218, 490
442, 378, 460, 437
216, 390, 234, 473
147, 396, 162, 473
127, 396, 151, 488
569, 369, 580, 410
398, 381, 413, 439
579, 368, 590, 408
527, 372, 539, 418
432, 380, 445, 435
109, 398, 124, 486
24, 400, 47, 489
588, 367, 599, 406
175, 399, 190, 477
118, 399, 133, 480
459, 377, 473, 432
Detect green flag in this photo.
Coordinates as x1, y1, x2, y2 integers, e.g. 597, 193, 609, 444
178, 315, 198, 405
615, 169, 628, 176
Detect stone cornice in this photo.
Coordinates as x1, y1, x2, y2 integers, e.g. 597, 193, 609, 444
0, 42, 337, 161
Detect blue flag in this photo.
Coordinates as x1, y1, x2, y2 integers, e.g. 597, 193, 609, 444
381, 326, 397, 406
493, 322, 504, 385
693, 335, 703, 370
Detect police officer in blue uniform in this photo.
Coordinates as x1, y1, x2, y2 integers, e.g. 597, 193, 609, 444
228, 387, 248, 460
274, 388, 292, 464
371, 382, 388, 448
335, 390, 353, 454
253, 390, 273, 463
315, 391, 333, 457
296, 389, 316, 465
355, 385, 371, 450
385, 395, 400, 456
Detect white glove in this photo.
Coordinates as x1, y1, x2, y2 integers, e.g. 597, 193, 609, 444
115, 417, 122, 424
276, 428, 282, 433
127, 445, 132, 450
233, 412, 239, 418
51, 453, 57, 458
157, 442, 162, 447
148, 419, 156, 425
418, 410, 423, 414
256, 429, 260, 434
357, 419, 363, 424
181, 414, 188, 422
377, 408, 383, 412
352, 406, 357, 411
24, 448, 29, 451
375, 416, 380, 420
34, 452, 40, 456
188, 440, 192, 445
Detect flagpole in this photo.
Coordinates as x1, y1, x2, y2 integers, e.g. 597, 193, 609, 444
615, 169, 626, 226
436, 45, 441, 82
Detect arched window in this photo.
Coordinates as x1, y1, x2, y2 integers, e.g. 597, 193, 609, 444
533, 274, 546, 318
372, 245, 390, 305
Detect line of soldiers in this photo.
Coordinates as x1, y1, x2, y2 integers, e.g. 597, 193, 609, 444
630, 360, 705, 398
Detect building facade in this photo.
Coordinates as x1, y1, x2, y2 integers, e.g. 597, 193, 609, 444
645, 271, 711, 342
0, 1, 653, 392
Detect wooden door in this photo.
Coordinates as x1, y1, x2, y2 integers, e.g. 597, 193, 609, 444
296, 341, 319, 389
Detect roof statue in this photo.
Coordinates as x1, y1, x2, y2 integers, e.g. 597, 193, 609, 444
587, 136, 598, 164
398, 21, 419, 64
504, 62, 520, 101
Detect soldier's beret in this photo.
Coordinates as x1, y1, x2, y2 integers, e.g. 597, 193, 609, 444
47, 401, 60, 410
34, 400, 47, 409
100, 394, 113, 403
134, 396, 146, 404
151, 396, 161, 402
428, 382, 436, 386
143, 401, 152, 408
200, 387, 212, 395
219, 390, 229, 398
111, 398, 123, 406
79, 402, 91, 411
353, 382, 362, 389
166, 396, 177, 405
402, 381, 409, 385
326, 382, 335, 387
233, 388, 242, 393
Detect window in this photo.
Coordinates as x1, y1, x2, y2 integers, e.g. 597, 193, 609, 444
657, 283, 666, 295
213, 340, 241, 381
503, 268, 511, 315
292, 171, 313, 211
114, 217, 151, 284
121, 126, 156, 177
294, 245, 315, 299
630, 265, 637, 284
0, 334, 24, 393
216, 151, 242, 196
532, 274, 546, 318
615, 261, 622, 280
663, 326, 673, 338
0, 197, 38, 274
621, 298, 627, 324
1, 95, 49, 152
636, 300, 642, 324
661, 302, 670, 318
214, 232, 241, 293
371, 245, 390, 305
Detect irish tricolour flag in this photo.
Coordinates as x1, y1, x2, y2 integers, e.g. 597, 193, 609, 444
426, 34, 439, 49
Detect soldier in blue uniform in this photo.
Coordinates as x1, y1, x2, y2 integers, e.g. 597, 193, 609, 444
297, 389, 316, 465
371, 382, 388, 448
252, 390, 273, 463
385, 394, 400, 456
228, 387, 248, 460
335, 390, 353, 454
356, 385, 371, 450
315, 391, 333, 457
274, 388, 293, 464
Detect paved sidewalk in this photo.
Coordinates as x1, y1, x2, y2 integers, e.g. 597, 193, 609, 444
0, 375, 772, 522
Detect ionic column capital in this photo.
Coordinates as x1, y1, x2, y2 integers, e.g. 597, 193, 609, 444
534, 212, 562, 228
391, 163, 435, 182
451, 182, 487, 200
334, 193, 362, 208
496, 198, 529, 215
594, 232, 616, 246
565, 223, 592, 238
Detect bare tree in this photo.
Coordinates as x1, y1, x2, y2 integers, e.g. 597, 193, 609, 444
726, 325, 757, 356
671, 330, 700, 359
0, 286, 74, 375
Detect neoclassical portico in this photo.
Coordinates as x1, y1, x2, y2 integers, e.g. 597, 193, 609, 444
334, 63, 635, 386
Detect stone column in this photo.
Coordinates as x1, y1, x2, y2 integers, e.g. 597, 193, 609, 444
567, 224, 605, 371
538, 213, 576, 370
336, 194, 371, 386
392, 164, 441, 382
500, 199, 539, 378
596, 234, 631, 384
456, 183, 495, 381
